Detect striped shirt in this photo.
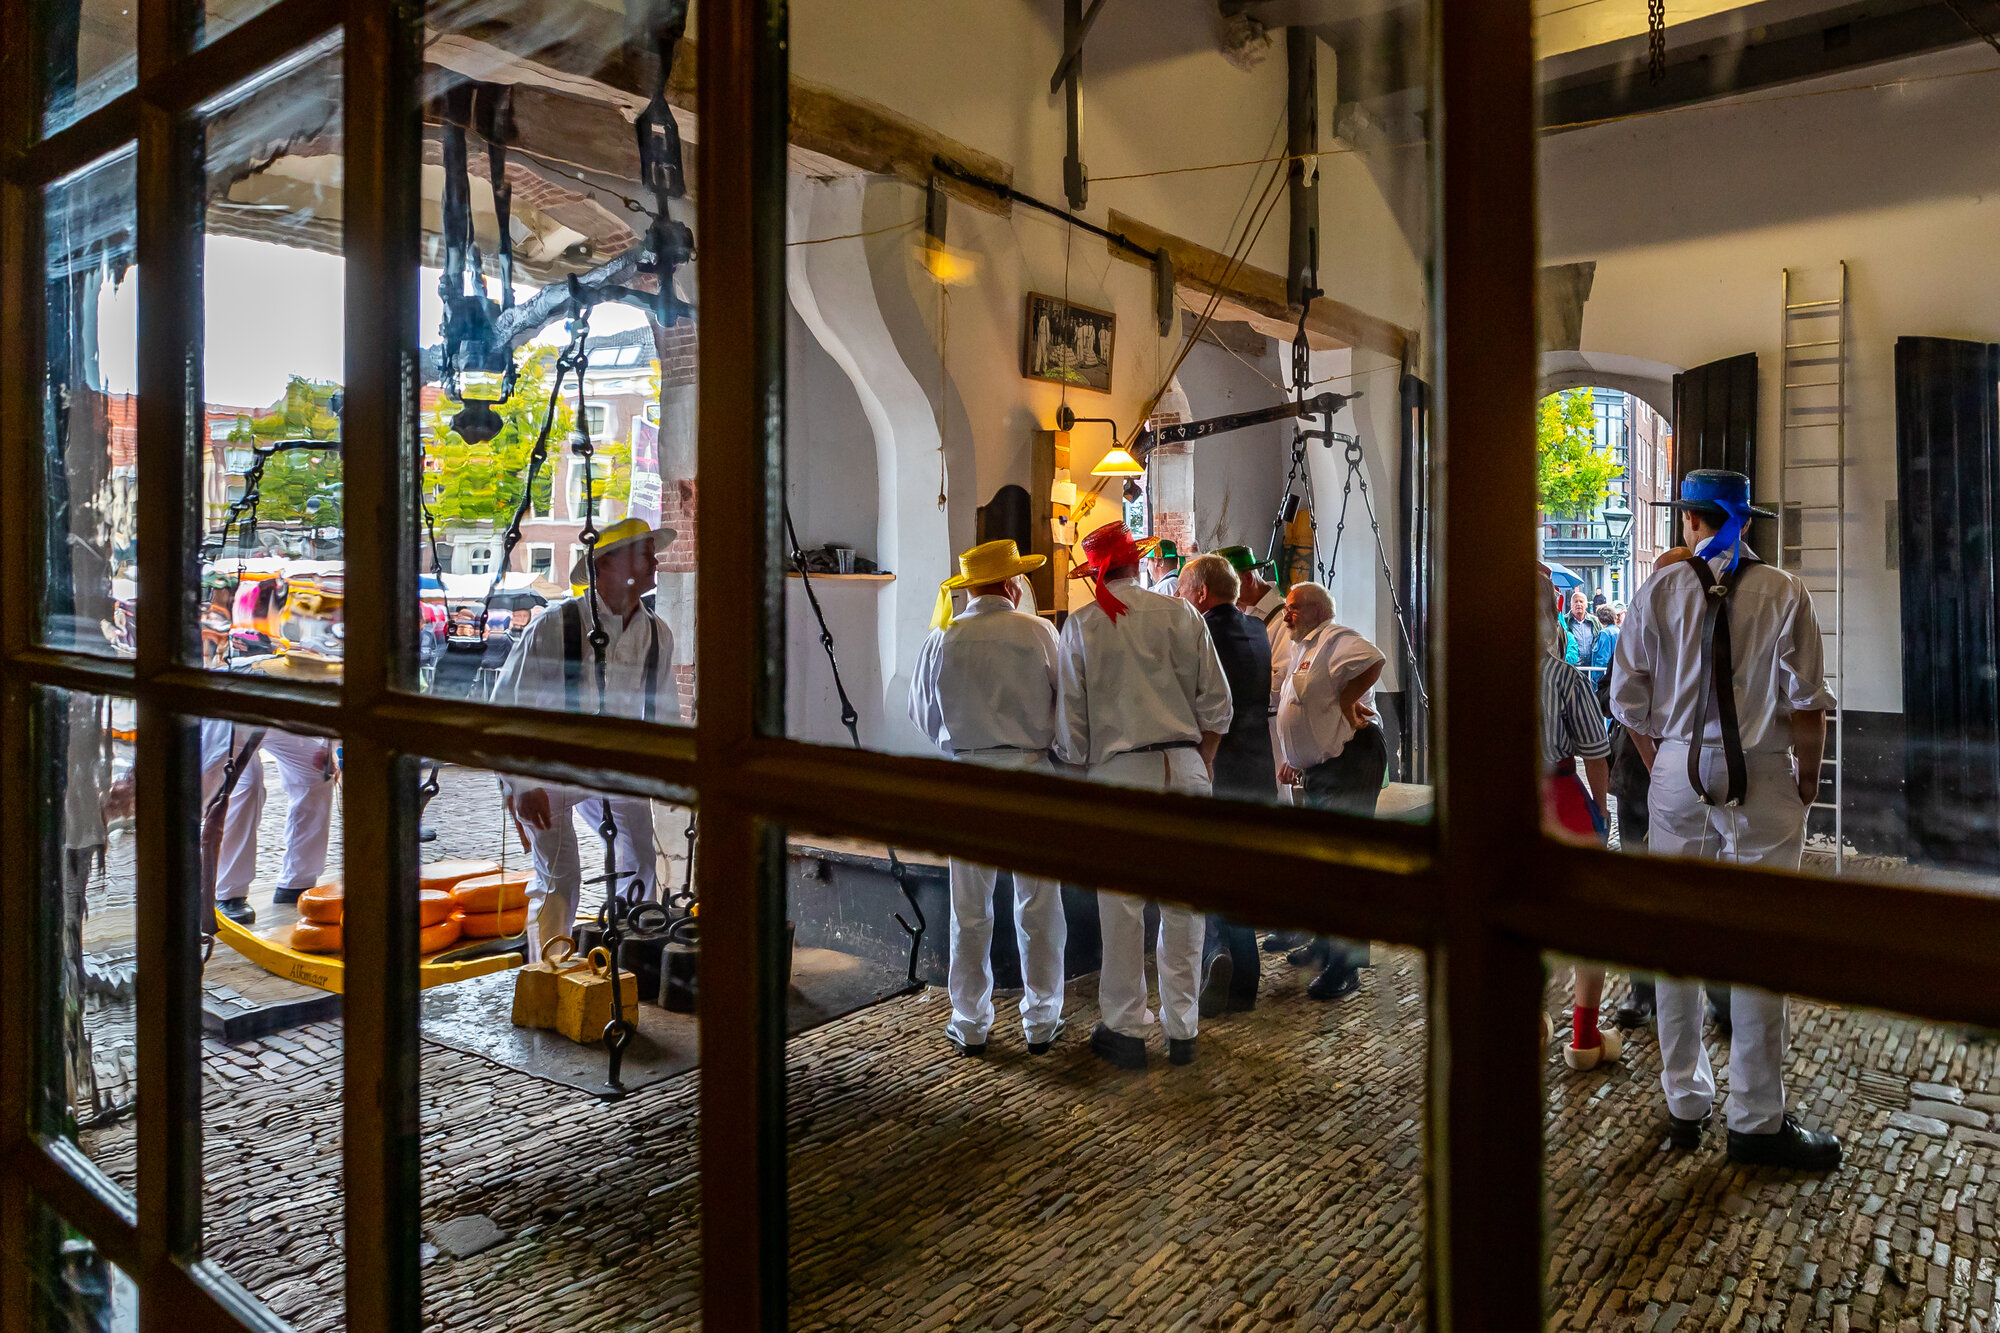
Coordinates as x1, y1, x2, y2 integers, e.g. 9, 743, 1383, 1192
1540, 655, 1609, 770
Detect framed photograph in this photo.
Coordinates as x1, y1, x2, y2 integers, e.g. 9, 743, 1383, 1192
1023, 292, 1116, 394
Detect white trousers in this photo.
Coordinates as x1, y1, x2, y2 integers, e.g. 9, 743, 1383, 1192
201, 742, 264, 902
1648, 741, 1807, 1135
521, 792, 658, 961
945, 752, 1066, 1046
1089, 748, 1210, 1041
258, 730, 337, 892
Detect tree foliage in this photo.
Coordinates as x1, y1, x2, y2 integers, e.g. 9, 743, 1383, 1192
423, 346, 634, 534
226, 377, 343, 528
1537, 388, 1623, 518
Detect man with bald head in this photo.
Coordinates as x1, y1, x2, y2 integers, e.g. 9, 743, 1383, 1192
1274, 580, 1387, 1000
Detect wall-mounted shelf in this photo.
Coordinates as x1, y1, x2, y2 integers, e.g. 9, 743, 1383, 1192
784, 572, 896, 582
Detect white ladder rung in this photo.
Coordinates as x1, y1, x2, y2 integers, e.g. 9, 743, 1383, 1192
1783, 380, 1842, 389
1786, 299, 1841, 311
1784, 461, 1844, 470
1785, 339, 1839, 350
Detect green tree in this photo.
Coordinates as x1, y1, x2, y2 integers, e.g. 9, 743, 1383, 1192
226, 377, 343, 528
424, 347, 634, 535
1537, 388, 1623, 518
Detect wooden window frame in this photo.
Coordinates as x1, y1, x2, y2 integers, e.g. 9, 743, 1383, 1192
2, 1, 1997, 1331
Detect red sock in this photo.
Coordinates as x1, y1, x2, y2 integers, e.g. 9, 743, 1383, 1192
1572, 1006, 1601, 1049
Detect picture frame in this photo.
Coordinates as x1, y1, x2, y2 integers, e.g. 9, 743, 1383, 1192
1022, 291, 1116, 394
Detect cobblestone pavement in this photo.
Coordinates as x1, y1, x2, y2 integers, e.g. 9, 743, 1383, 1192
65, 764, 2000, 1331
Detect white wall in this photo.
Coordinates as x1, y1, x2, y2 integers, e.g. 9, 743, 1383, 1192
785, 304, 880, 556
1544, 44, 2000, 714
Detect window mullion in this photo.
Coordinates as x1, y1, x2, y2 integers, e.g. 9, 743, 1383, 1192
1427, 0, 1545, 1325
339, 0, 424, 1326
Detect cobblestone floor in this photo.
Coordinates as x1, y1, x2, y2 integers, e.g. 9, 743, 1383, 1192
64, 764, 2000, 1331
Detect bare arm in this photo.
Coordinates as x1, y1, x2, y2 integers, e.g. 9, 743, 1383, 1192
1631, 732, 1658, 769
1788, 708, 1827, 806
1200, 731, 1223, 775
1339, 659, 1385, 728
1580, 755, 1610, 813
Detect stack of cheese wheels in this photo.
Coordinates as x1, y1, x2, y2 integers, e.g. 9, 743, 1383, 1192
286, 859, 499, 956
451, 869, 531, 938
291, 881, 345, 953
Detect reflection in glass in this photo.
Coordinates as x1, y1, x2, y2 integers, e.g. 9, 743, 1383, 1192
29, 1201, 137, 1333
785, 829, 1425, 1327
36, 689, 137, 1198
198, 35, 346, 682
40, 148, 137, 657
781, 7, 1433, 818
40, 0, 137, 137
413, 0, 698, 722
418, 765, 699, 1328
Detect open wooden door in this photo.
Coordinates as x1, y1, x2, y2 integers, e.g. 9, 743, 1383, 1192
1671, 352, 1765, 552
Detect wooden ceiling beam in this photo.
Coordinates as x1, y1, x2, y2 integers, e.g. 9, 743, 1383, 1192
1109, 208, 1410, 362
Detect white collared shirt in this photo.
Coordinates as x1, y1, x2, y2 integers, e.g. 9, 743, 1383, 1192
1611, 544, 1835, 754
491, 592, 677, 723
1276, 621, 1385, 770
907, 596, 1061, 756
1248, 588, 1295, 689
1055, 578, 1234, 767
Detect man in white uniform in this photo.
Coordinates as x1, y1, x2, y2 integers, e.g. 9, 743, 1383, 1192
1275, 581, 1387, 1000
1139, 537, 1182, 596
910, 540, 1068, 1057
1613, 469, 1840, 1170
1056, 522, 1232, 1069
218, 724, 338, 908
201, 719, 266, 925
492, 518, 677, 959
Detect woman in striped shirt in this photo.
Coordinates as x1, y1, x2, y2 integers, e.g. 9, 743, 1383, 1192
1538, 575, 1622, 1071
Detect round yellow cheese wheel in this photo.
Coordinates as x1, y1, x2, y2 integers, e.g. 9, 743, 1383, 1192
455, 906, 529, 938
418, 889, 455, 927
452, 873, 530, 913
298, 882, 344, 924
290, 920, 343, 953
419, 859, 499, 893
419, 916, 464, 956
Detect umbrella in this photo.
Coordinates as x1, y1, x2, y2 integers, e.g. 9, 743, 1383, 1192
1543, 562, 1584, 592
487, 588, 548, 611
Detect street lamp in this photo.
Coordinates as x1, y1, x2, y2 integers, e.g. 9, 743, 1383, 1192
1601, 503, 1633, 598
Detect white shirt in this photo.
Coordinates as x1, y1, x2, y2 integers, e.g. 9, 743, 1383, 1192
1247, 589, 1294, 692
1276, 621, 1386, 770
1055, 578, 1234, 767
491, 591, 677, 723
1611, 544, 1835, 754
908, 596, 1062, 756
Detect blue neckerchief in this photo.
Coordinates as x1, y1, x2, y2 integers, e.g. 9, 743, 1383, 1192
1695, 498, 1756, 572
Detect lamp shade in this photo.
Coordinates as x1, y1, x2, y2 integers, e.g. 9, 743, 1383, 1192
1091, 446, 1144, 477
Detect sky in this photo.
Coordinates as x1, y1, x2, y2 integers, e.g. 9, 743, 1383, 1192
95, 235, 653, 408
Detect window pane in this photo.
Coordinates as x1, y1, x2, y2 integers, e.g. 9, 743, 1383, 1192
34, 688, 138, 1199
780, 5, 1434, 820
1545, 953, 2000, 1329
39, 0, 136, 137
1536, 8, 2000, 895
786, 828, 1426, 1327
416, 764, 699, 1327
197, 38, 345, 682
195, 720, 346, 1328
40, 146, 137, 658
29, 1200, 137, 1333
410, 4, 698, 726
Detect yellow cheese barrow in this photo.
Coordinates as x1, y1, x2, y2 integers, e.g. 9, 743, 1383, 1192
212, 910, 523, 994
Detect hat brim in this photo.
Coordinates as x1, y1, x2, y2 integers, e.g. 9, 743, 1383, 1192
568, 526, 675, 585
942, 553, 1046, 588
1651, 498, 1779, 520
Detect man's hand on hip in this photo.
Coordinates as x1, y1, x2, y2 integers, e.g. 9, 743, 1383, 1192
511, 787, 556, 831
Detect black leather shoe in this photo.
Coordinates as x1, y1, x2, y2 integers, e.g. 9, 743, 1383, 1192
1089, 1022, 1148, 1070
216, 899, 256, 926
271, 886, 306, 906
1666, 1113, 1710, 1151
1307, 964, 1361, 1002
1198, 955, 1234, 1019
947, 1033, 986, 1058
418, 826, 438, 843
1168, 1037, 1197, 1067
1262, 929, 1311, 955
1026, 1020, 1065, 1055
1286, 942, 1325, 968
1727, 1115, 1841, 1170
1615, 1002, 1655, 1029
1707, 996, 1733, 1038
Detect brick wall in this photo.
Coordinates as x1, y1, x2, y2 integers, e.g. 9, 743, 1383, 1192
655, 322, 697, 389
657, 478, 698, 574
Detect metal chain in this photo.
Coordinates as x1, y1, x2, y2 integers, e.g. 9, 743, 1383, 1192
1648, 0, 1667, 84
1324, 438, 1431, 710
784, 500, 927, 985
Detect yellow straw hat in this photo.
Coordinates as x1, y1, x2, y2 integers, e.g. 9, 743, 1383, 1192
568, 516, 675, 588
930, 539, 1047, 630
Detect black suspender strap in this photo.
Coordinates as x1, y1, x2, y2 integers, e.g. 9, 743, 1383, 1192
1682, 555, 1752, 808
641, 617, 660, 724
562, 600, 583, 713
201, 727, 267, 932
